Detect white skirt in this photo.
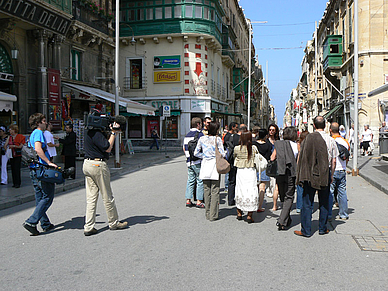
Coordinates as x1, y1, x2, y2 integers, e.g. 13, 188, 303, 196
235, 167, 259, 211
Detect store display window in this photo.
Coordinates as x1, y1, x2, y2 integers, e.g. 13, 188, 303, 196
146, 117, 160, 138
128, 116, 142, 138
162, 116, 178, 138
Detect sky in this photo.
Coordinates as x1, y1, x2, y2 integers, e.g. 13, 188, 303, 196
239, 0, 329, 126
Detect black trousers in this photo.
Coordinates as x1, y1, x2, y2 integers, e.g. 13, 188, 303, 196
276, 171, 296, 227
10, 156, 22, 186
227, 166, 237, 206
65, 156, 76, 179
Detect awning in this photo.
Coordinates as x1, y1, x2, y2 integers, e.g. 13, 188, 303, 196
0, 91, 17, 112
323, 104, 343, 119
63, 83, 155, 116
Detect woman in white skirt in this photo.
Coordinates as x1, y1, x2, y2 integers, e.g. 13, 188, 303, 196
234, 131, 259, 223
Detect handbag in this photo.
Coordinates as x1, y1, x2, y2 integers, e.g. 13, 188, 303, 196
254, 150, 268, 173
214, 137, 230, 174
266, 159, 278, 177
37, 167, 65, 184
5, 148, 12, 159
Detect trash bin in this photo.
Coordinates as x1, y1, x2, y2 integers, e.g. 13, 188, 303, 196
379, 133, 388, 154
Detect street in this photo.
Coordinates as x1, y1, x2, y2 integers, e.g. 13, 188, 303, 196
1, 154, 388, 290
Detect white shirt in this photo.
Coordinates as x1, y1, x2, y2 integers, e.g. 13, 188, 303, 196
334, 136, 349, 171
318, 131, 339, 164
362, 129, 372, 142
44, 130, 57, 157
289, 141, 298, 159
348, 128, 354, 143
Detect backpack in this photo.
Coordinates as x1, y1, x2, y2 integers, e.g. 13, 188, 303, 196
187, 131, 200, 161
336, 142, 350, 161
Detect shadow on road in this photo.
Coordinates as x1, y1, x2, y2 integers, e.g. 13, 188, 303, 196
124, 215, 169, 226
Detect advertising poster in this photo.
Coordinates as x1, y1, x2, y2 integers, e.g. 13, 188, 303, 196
154, 55, 181, 69
147, 120, 159, 137
48, 68, 61, 129
154, 71, 181, 83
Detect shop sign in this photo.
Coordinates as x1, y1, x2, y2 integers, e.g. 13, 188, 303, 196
191, 100, 206, 111
154, 55, 181, 69
138, 100, 179, 110
48, 68, 61, 129
154, 71, 181, 83
0, 0, 71, 35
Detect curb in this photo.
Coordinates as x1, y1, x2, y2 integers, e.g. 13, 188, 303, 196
358, 171, 388, 196
0, 152, 183, 211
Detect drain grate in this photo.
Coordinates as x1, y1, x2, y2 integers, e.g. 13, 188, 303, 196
353, 236, 388, 252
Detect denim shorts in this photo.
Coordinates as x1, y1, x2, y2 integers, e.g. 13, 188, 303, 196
257, 169, 270, 182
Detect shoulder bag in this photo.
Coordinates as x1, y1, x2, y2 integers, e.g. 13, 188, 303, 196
215, 137, 230, 174
266, 159, 278, 177
254, 147, 268, 173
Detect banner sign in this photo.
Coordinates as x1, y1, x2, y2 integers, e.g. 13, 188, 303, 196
0, 0, 71, 35
48, 68, 61, 129
154, 71, 181, 83
154, 56, 181, 69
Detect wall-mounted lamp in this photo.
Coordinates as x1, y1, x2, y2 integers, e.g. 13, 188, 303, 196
11, 25, 18, 60
360, 59, 364, 66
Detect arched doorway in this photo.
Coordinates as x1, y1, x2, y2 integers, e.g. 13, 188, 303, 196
0, 43, 15, 127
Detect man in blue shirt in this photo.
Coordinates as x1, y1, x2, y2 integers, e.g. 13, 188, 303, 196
23, 113, 58, 236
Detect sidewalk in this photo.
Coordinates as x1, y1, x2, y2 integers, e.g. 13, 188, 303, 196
0, 147, 183, 210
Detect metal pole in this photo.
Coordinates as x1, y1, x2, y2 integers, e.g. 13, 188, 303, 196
248, 20, 252, 130
353, 0, 359, 175
315, 21, 318, 117
114, 0, 120, 168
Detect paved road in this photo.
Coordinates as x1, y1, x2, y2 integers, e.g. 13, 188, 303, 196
1, 155, 388, 290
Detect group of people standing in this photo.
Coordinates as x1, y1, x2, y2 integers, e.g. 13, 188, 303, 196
183, 115, 350, 237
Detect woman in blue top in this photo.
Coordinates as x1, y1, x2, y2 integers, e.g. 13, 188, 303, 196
22, 113, 58, 236
194, 121, 225, 221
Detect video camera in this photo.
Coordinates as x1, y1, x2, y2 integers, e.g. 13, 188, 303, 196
85, 109, 127, 132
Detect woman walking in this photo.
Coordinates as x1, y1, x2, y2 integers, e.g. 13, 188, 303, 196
270, 127, 298, 230
0, 126, 9, 185
267, 124, 280, 210
252, 129, 272, 212
194, 121, 225, 221
234, 131, 259, 223
5, 124, 25, 188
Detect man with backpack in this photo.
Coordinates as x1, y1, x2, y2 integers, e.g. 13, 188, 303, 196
329, 122, 350, 220
183, 117, 205, 208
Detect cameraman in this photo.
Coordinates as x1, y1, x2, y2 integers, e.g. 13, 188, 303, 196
23, 113, 58, 236
83, 120, 128, 236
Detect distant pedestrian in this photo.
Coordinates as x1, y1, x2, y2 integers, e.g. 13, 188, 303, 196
0, 126, 9, 185
234, 131, 259, 223
271, 127, 298, 230
202, 117, 212, 136
339, 125, 346, 139
348, 124, 355, 157
5, 124, 25, 188
194, 121, 225, 221
379, 121, 388, 132
23, 113, 58, 235
267, 123, 280, 210
59, 124, 76, 179
183, 117, 205, 208
329, 122, 349, 220
361, 124, 373, 156
150, 127, 160, 150
295, 116, 337, 237
44, 122, 59, 162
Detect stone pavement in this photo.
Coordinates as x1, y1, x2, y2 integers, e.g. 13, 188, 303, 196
0, 147, 183, 210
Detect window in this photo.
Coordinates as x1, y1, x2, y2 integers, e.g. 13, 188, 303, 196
71, 50, 81, 81
210, 9, 214, 21
155, 0, 162, 4
165, 6, 172, 18
162, 116, 178, 138
146, 118, 159, 138
174, 5, 182, 17
128, 117, 142, 138
128, 10, 135, 21
204, 7, 209, 19
195, 6, 202, 18
155, 7, 162, 19
165, 0, 172, 3
137, 9, 144, 20
348, 6, 353, 43
146, 8, 153, 20
185, 5, 193, 17
126, 58, 143, 89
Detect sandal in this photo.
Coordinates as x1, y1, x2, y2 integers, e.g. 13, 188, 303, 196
246, 217, 254, 224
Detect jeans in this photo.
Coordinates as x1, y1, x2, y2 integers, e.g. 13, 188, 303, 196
150, 138, 159, 150
296, 184, 303, 210
26, 169, 55, 229
227, 166, 237, 206
330, 170, 348, 218
301, 178, 330, 236
185, 163, 204, 201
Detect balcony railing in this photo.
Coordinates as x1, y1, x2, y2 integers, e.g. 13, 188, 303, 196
222, 87, 226, 98
211, 80, 215, 93
123, 76, 146, 90
73, 0, 110, 35
217, 84, 221, 96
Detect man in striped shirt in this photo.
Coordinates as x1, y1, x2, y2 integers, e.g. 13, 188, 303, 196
183, 117, 205, 208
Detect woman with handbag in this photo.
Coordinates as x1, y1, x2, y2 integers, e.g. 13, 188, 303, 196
270, 126, 298, 230
252, 129, 272, 213
194, 121, 225, 221
234, 131, 259, 223
4, 124, 25, 188
0, 126, 9, 185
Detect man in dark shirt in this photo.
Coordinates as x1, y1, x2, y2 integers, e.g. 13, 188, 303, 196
83, 123, 128, 236
59, 124, 76, 179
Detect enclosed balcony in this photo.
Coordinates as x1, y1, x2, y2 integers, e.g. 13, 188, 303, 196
73, 0, 110, 35
323, 35, 343, 71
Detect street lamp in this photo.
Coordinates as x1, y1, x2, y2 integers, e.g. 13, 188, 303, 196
114, 0, 120, 168
248, 20, 267, 130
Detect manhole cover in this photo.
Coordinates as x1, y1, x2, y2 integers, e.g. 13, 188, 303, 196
353, 236, 388, 252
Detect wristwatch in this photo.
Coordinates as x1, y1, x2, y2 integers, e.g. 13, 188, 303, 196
111, 132, 116, 136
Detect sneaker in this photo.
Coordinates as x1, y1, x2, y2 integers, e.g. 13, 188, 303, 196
296, 209, 301, 213
84, 228, 98, 236
266, 193, 273, 198
196, 202, 205, 209
338, 216, 349, 220
42, 224, 55, 233
23, 222, 40, 236
109, 221, 128, 230
186, 201, 195, 208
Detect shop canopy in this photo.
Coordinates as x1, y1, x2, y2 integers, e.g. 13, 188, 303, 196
0, 91, 17, 112
63, 83, 155, 116
323, 104, 343, 119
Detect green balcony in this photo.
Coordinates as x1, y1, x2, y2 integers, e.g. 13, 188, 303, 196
43, 0, 72, 14
323, 35, 343, 71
